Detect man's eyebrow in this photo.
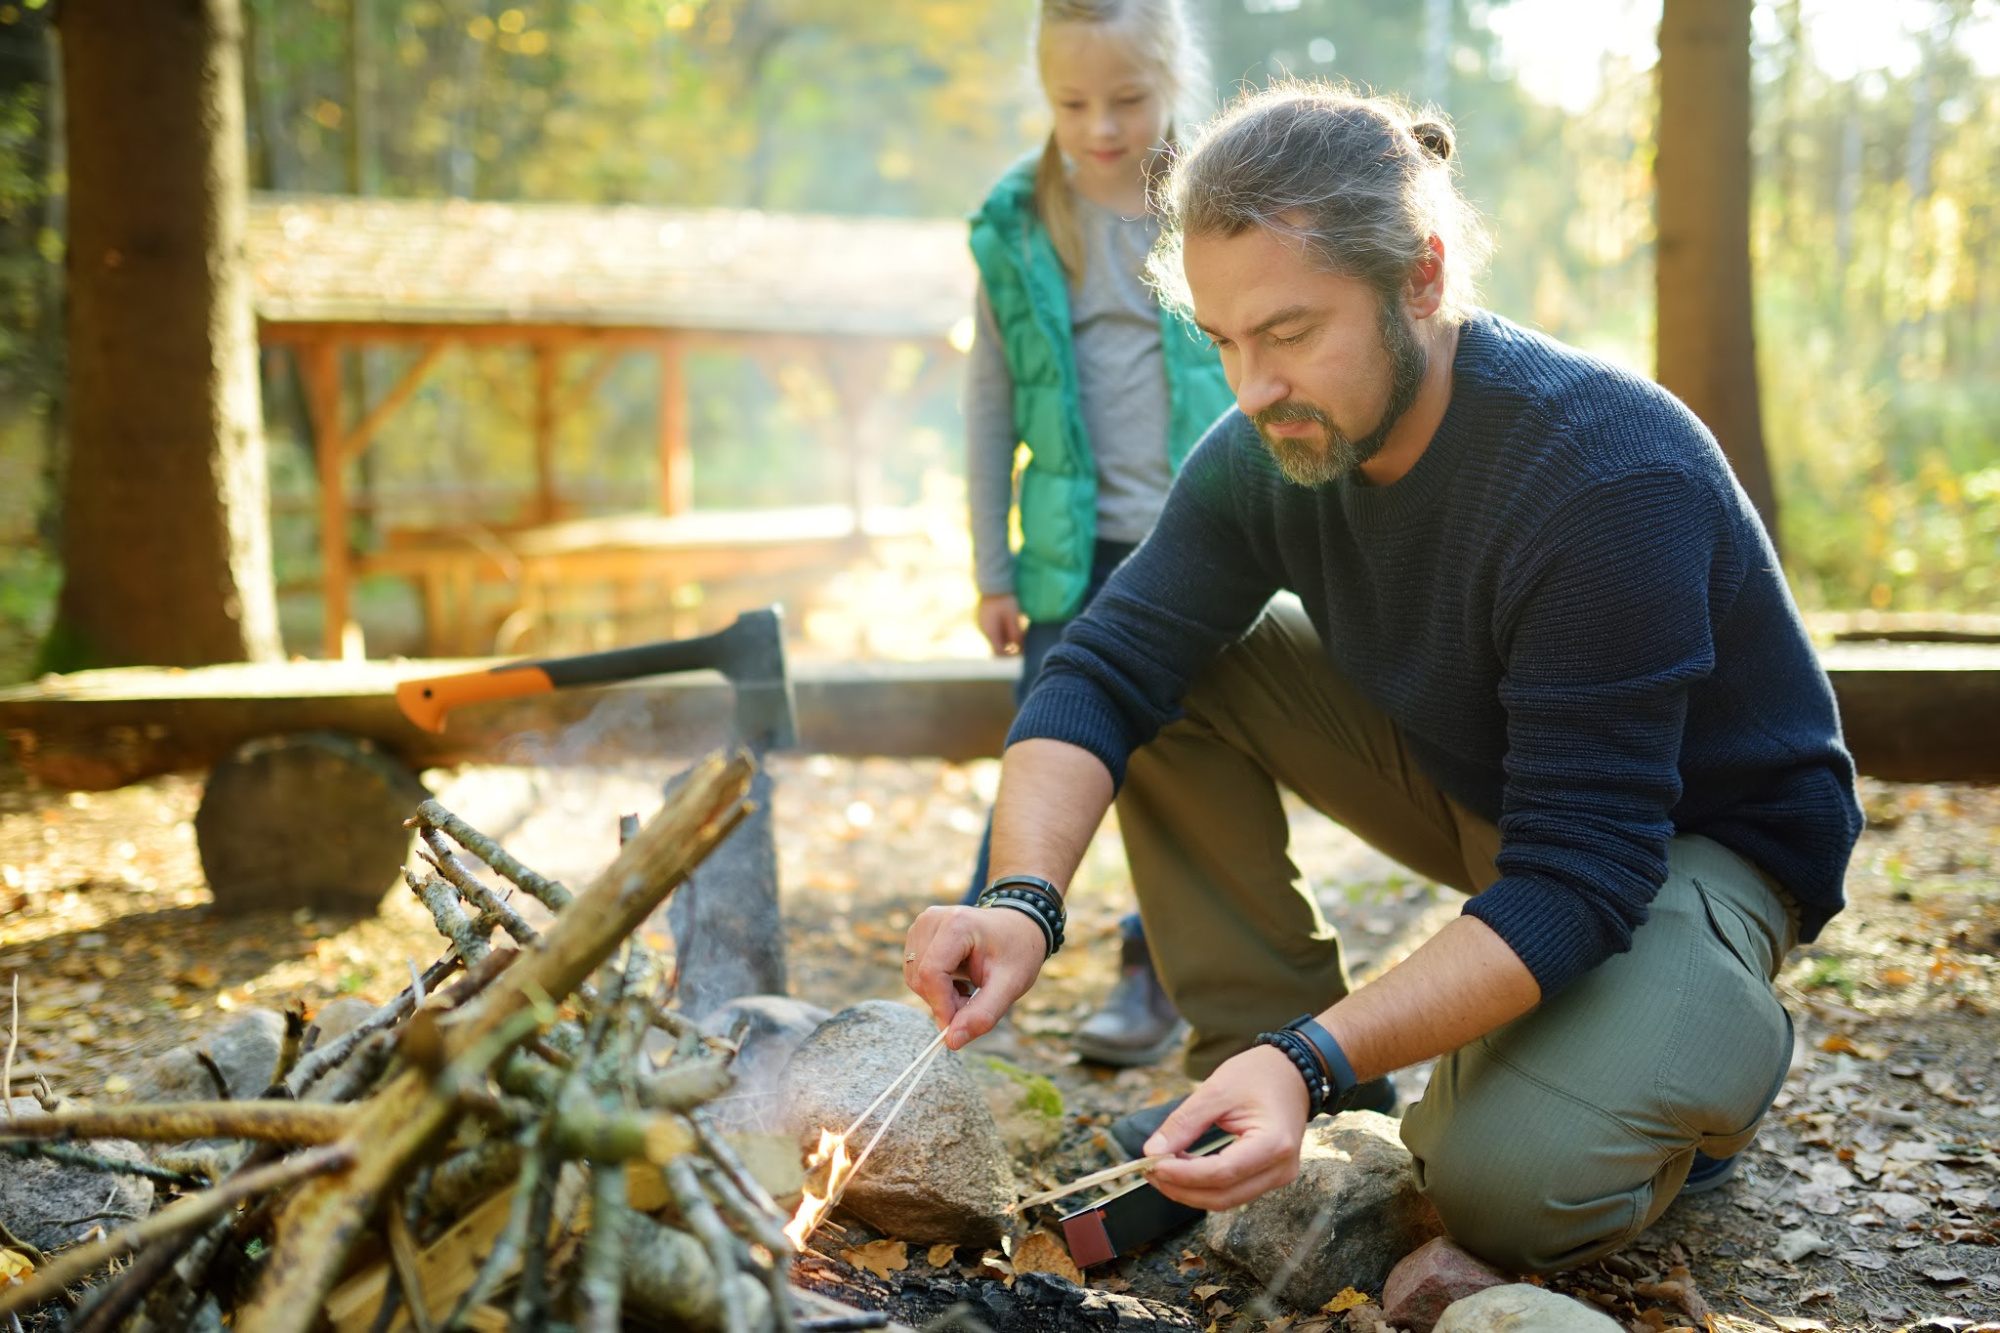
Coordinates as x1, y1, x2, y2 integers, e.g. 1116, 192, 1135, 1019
1248, 304, 1320, 337
1195, 304, 1321, 341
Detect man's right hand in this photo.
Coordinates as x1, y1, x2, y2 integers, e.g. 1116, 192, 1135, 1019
977, 593, 1026, 657
903, 904, 1046, 1048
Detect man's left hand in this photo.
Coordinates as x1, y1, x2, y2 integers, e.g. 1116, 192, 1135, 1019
1142, 1043, 1312, 1212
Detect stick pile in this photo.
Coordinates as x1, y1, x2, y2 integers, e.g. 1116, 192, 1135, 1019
0, 749, 844, 1333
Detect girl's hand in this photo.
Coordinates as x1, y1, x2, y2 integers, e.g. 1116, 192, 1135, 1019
1142, 1044, 1312, 1211
977, 593, 1026, 657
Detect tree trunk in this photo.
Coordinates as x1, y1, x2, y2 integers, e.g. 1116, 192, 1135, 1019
1654, 0, 1780, 551
50, 0, 282, 669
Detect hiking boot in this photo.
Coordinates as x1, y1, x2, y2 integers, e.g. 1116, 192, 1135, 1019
1679, 1150, 1739, 1195
1108, 1073, 1400, 1159
1073, 927, 1187, 1069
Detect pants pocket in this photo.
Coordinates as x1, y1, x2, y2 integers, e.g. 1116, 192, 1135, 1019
1662, 880, 1793, 1143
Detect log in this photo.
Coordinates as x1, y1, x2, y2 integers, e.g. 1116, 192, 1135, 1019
195, 731, 428, 913
0, 657, 1018, 791
2, 644, 1996, 788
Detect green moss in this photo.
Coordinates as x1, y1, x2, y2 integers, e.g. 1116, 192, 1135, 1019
975, 1055, 1063, 1122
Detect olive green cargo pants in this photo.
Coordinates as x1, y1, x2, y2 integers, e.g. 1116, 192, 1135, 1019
1115, 599, 1799, 1272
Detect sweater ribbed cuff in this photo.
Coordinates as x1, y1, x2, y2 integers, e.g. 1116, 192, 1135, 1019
1006, 680, 1136, 790
1461, 873, 1620, 1000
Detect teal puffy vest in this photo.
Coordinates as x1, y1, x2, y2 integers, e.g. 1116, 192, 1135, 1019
967, 155, 1235, 623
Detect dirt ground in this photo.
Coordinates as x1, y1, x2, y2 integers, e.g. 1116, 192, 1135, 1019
0, 753, 1995, 1331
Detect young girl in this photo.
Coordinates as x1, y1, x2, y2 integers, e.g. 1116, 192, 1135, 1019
961, 0, 1232, 1068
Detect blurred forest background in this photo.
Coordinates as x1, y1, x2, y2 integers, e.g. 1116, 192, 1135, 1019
0, 0, 1995, 679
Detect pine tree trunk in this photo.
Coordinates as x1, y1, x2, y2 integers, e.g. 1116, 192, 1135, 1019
50, 0, 281, 669
1655, 0, 1781, 552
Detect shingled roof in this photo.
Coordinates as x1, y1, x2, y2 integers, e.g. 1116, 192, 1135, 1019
246, 193, 976, 339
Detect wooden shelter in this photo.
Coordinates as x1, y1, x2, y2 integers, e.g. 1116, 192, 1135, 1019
246, 193, 975, 657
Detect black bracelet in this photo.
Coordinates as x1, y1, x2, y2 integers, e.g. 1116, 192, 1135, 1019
985, 874, 1065, 919
977, 876, 1067, 955
1254, 1027, 1331, 1113
1283, 1014, 1360, 1113
975, 887, 1064, 957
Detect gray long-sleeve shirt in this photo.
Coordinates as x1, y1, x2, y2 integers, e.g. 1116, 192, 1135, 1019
966, 193, 1174, 602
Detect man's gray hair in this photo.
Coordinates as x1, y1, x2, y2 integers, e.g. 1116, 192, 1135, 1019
1150, 80, 1492, 325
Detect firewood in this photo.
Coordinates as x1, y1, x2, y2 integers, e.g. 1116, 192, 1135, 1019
1, 748, 891, 1333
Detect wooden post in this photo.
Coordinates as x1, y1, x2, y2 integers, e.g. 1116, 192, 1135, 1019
533, 341, 560, 524
300, 338, 351, 660
657, 335, 691, 515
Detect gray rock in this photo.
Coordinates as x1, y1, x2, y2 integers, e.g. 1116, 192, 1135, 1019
131, 1008, 285, 1102
310, 997, 383, 1047
965, 1054, 1064, 1158
697, 995, 829, 1131
779, 1000, 1015, 1246
0, 1096, 154, 1251
1433, 1283, 1622, 1332
1202, 1111, 1440, 1310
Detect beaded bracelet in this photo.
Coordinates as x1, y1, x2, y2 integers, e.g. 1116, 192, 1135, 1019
1255, 1026, 1333, 1112
975, 887, 1064, 957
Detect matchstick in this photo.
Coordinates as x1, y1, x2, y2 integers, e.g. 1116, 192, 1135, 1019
1005, 1134, 1237, 1214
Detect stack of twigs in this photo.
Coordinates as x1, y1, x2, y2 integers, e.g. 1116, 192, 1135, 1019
0, 749, 852, 1333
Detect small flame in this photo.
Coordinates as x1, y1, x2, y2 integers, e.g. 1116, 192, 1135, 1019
784, 1128, 853, 1251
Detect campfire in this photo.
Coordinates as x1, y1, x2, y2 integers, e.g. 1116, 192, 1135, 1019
785, 1027, 948, 1250
0, 751, 888, 1332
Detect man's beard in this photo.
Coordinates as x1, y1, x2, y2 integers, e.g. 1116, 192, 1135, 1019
1254, 303, 1429, 488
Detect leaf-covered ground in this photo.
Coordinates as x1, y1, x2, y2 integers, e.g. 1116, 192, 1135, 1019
1, 755, 1994, 1331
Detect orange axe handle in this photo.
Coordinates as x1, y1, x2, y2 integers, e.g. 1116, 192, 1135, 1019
395, 662, 555, 734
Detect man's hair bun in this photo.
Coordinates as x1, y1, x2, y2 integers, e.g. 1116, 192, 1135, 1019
1411, 119, 1454, 162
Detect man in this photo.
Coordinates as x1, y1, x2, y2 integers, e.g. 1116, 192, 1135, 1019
904, 82, 1862, 1274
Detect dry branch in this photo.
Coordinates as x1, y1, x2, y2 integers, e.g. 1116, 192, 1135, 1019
234, 750, 754, 1330
0, 1102, 354, 1146
6, 747, 883, 1333
0, 1144, 355, 1318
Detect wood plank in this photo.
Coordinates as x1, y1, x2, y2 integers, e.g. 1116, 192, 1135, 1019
0, 658, 1018, 790
342, 340, 446, 463
1819, 641, 2000, 784
532, 341, 561, 523
300, 340, 352, 660
658, 336, 690, 516
1, 646, 1994, 791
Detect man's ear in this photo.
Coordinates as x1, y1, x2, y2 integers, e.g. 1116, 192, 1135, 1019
1405, 234, 1447, 321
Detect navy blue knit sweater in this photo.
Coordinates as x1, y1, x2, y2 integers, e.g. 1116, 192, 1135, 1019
1010, 311, 1863, 998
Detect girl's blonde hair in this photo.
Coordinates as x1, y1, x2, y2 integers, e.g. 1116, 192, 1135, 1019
1031, 0, 1205, 281
1149, 80, 1493, 326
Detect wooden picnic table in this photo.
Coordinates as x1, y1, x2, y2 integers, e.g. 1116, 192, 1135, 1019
357, 505, 931, 655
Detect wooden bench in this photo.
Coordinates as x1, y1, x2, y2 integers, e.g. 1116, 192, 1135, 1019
3, 643, 1996, 792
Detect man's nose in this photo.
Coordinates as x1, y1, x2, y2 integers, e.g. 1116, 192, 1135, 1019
1234, 354, 1287, 419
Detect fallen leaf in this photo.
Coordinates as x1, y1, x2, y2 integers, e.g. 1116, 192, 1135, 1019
1774, 1227, 1831, 1263
1772, 1320, 1829, 1332
1921, 1267, 1969, 1284
841, 1239, 908, 1280
926, 1243, 955, 1268
1321, 1286, 1370, 1313
1011, 1230, 1083, 1285
1192, 1283, 1228, 1300
1817, 1033, 1888, 1060
1176, 1248, 1207, 1274
1879, 967, 1915, 986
